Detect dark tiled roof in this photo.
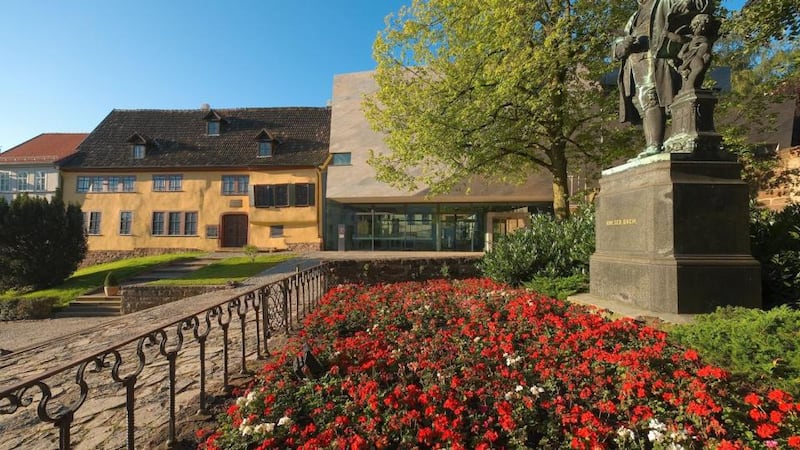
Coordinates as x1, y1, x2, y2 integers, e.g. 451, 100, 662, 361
60, 107, 331, 169
0, 133, 87, 163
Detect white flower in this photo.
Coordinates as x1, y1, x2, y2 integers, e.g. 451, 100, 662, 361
240, 425, 253, 436
668, 430, 688, 442
648, 418, 666, 431
648, 429, 664, 443
238, 417, 250, 428
504, 391, 514, 400
530, 385, 544, 396
473, 336, 481, 343
666, 444, 686, 450
246, 391, 258, 404
515, 385, 524, 392
505, 354, 523, 366
254, 423, 275, 434
616, 426, 635, 441
277, 416, 293, 427
236, 396, 247, 407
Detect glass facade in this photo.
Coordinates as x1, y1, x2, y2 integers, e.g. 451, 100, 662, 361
324, 201, 551, 252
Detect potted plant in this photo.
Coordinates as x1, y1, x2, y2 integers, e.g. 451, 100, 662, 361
104, 271, 121, 296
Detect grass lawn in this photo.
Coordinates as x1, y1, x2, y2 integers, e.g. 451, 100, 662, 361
147, 253, 296, 286
0, 252, 205, 307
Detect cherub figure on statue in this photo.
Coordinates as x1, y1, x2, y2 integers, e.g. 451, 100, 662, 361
668, 14, 720, 92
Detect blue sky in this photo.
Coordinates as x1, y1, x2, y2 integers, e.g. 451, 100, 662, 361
0, 0, 746, 151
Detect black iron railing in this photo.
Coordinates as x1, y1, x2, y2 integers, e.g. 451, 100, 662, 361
0, 262, 331, 450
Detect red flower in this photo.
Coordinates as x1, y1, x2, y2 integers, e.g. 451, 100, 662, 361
788, 435, 800, 448
756, 422, 779, 439
744, 393, 761, 406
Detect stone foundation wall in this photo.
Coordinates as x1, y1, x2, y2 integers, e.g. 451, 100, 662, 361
80, 248, 202, 268
325, 257, 482, 285
122, 285, 227, 314
287, 242, 323, 253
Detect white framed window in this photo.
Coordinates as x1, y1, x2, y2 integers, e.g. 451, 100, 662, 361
15, 171, 30, 191
207, 121, 220, 136
119, 211, 133, 235
153, 175, 182, 192
34, 171, 46, 191
0, 172, 10, 192
152, 211, 198, 236
77, 175, 135, 193
206, 225, 219, 239
133, 144, 146, 159
222, 175, 249, 195
84, 211, 102, 235
258, 141, 273, 158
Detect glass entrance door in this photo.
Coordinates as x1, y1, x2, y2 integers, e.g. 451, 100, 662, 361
439, 214, 476, 251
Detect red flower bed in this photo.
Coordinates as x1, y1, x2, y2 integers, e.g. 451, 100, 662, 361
202, 279, 800, 449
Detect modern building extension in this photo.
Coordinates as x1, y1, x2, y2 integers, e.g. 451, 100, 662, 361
325, 71, 555, 252
0, 133, 87, 202
60, 107, 331, 252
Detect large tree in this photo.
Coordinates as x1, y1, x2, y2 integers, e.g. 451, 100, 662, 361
715, 1, 800, 196
364, 0, 637, 219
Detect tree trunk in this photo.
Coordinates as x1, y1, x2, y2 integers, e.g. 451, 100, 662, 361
551, 150, 571, 220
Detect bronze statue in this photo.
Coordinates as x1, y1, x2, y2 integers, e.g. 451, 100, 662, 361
614, 0, 715, 158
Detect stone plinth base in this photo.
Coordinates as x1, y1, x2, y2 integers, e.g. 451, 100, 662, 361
589, 153, 761, 314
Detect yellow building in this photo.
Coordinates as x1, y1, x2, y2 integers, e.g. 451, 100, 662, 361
60, 107, 330, 252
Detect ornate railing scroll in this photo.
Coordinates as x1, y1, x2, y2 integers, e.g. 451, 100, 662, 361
0, 262, 331, 450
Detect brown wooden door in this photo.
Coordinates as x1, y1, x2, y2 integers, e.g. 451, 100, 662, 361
221, 214, 248, 247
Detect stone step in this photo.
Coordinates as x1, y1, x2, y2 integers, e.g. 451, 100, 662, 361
56, 296, 123, 317
53, 308, 121, 318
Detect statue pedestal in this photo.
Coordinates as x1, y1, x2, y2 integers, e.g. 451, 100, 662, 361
589, 154, 761, 314
665, 89, 726, 159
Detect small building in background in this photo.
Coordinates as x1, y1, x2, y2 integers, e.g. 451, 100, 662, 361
0, 133, 87, 202
59, 107, 330, 253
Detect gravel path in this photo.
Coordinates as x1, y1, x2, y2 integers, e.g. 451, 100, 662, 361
0, 317, 117, 353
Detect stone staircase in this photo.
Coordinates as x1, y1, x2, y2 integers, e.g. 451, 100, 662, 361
54, 294, 123, 317
54, 256, 224, 318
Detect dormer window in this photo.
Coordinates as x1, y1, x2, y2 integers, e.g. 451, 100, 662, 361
255, 129, 277, 158
207, 121, 220, 136
203, 109, 225, 136
126, 132, 150, 159
258, 141, 273, 158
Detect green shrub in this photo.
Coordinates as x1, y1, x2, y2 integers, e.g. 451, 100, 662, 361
480, 204, 595, 286
104, 271, 119, 287
0, 193, 87, 291
669, 306, 800, 395
0, 296, 56, 320
243, 244, 259, 262
750, 202, 800, 308
523, 274, 588, 301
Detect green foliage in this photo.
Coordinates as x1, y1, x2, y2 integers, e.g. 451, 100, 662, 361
669, 306, 800, 395
714, 5, 799, 196
523, 274, 588, 301
147, 253, 295, 286
750, 202, 800, 308
1, 252, 203, 306
480, 205, 595, 286
365, 0, 638, 218
0, 193, 87, 291
0, 296, 56, 320
243, 244, 259, 262
103, 271, 119, 287
727, 0, 799, 51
